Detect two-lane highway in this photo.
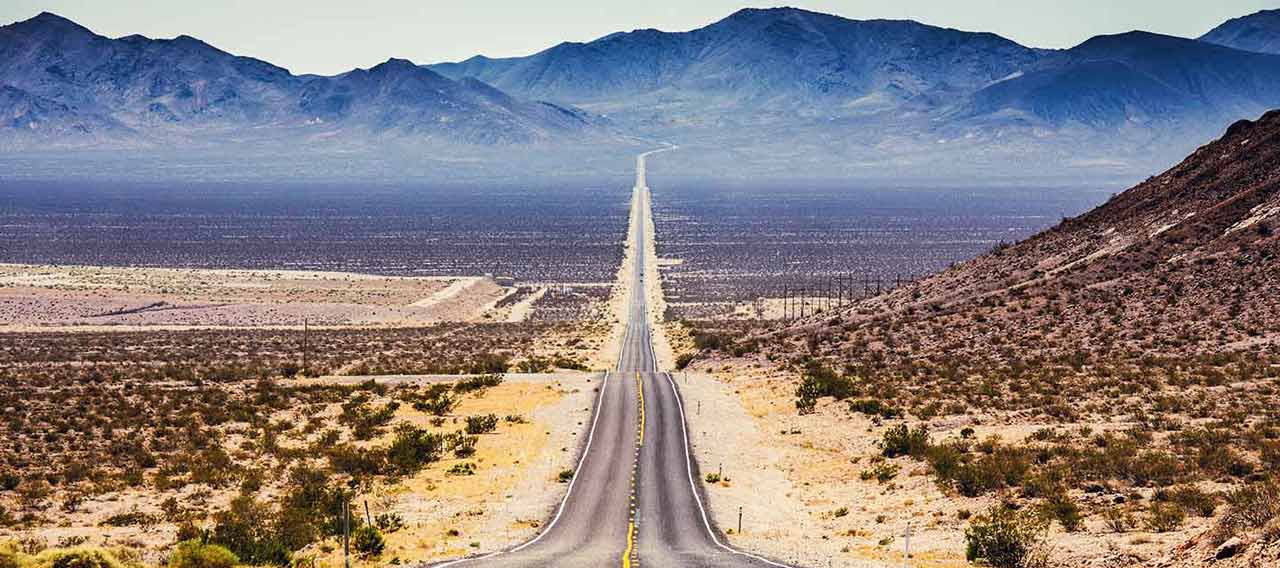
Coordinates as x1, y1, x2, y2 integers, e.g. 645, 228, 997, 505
433, 149, 789, 567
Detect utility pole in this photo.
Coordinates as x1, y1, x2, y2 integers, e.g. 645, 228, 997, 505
738, 506, 743, 534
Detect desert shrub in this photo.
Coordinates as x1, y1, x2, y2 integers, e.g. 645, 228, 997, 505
445, 432, 478, 458
411, 392, 456, 417
1, 542, 23, 568
210, 495, 291, 566
102, 507, 156, 528
1129, 451, 1182, 487
557, 470, 574, 483
1212, 478, 1280, 544
453, 374, 504, 394
338, 397, 398, 441
447, 463, 476, 476
33, 548, 125, 568
326, 445, 387, 477
516, 357, 551, 373
169, 541, 238, 568
848, 398, 901, 419
691, 332, 730, 352
1039, 493, 1082, 532
552, 356, 590, 371
374, 512, 405, 534
859, 462, 900, 484
1143, 501, 1186, 533
795, 362, 856, 414
385, 425, 445, 476
351, 526, 385, 558
275, 466, 353, 548
675, 353, 696, 370
464, 414, 499, 435
1102, 505, 1135, 533
1168, 485, 1217, 517
880, 425, 931, 459
964, 505, 1048, 568
466, 354, 509, 375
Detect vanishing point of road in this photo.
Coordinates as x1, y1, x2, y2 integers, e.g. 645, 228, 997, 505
432, 150, 792, 567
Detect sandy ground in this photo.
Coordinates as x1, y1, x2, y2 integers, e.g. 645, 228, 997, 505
678, 361, 1220, 568
641, 188, 679, 371
0, 373, 598, 565
597, 186, 641, 371
0, 264, 514, 329
505, 287, 547, 323
313, 373, 599, 566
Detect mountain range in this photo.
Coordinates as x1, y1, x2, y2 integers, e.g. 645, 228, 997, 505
0, 12, 596, 150
6, 7, 1280, 180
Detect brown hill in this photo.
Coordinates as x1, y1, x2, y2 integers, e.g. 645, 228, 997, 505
684, 111, 1280, 568
849, 108, 1280, 362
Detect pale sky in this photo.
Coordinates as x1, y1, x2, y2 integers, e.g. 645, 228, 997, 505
2, 0, 1277, 75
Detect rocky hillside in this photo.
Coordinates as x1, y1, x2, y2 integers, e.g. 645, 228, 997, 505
845, 109, 1280, 363
680, 111, 1280, 568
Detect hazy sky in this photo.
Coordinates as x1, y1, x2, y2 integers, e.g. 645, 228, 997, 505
3, 1, 1276, 75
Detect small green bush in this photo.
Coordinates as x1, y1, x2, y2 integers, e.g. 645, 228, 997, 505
557, 470, 574, 483
860, 462, 900, 484
37, 548, 126, 568
385, 425, 445, 476
795, 362, 857, 414
964, 505, 1048, 568
1040, 494, 1082, 532
848, 399, 901, 419
454, 374, 504, 394
169, 541, 238, 568
1143, 502, 1185, 533
351, 526, 385, 558
447, 463, 476, 476
464, 414, 499, 435
880, 425, 931, 459
1212, 477, 1280, 544
1, 542, 24, 568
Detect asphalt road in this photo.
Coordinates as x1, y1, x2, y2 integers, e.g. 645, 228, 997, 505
433, 149, 789, 567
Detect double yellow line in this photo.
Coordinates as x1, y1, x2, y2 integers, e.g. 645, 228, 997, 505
624, 372, 645, 568
636, 371, 646, 447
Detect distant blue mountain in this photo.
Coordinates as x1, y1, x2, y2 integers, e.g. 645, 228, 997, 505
5, 7, 1280, 180
0, 12, 596, 149
1201, 9, 1280, 55
431, 7, 1041, 110
963, 31, 1280, 128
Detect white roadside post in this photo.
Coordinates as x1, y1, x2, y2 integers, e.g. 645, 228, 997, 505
903, 524, 911, 568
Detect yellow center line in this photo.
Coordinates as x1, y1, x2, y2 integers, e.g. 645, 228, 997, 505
622, 521, 636, 568
636, 371, 645, 446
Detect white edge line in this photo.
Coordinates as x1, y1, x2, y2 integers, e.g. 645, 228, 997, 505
663, 372, 795, 568
431, 370, 612, 567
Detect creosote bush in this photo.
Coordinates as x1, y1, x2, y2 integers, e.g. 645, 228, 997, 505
795, 361, 856, 414
168, 541, 238, 568
879, 424, 931, 459
351, 526, 385, 558
964, 504, 1048, 568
